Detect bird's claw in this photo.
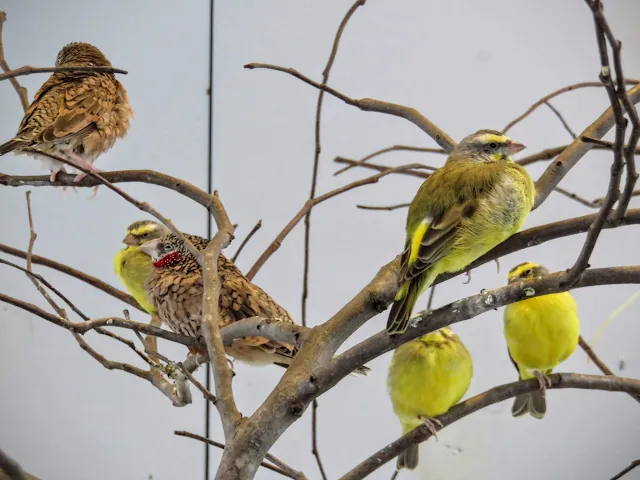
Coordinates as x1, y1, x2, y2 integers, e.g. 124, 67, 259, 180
463, 271, 471, 284
419, 416, 443, 438
533, 370, 552, 392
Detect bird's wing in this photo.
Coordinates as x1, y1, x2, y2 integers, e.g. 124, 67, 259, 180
400, 200, 476, 282
219, 259, 296, 360
25, 78, 116, 145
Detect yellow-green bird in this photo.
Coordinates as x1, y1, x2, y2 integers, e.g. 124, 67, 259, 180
387, 129, 535, 335
504, 262, 580, 419
113, 220, 169, 314
387, 327, 473, 470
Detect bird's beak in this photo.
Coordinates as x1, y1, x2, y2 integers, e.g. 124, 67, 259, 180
139, 239, 161, 259
506, 141, 526, 155
122, 234, 137, 246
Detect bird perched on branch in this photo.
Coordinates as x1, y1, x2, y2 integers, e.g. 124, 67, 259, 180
504, 262, 580, 419
141, 233, 370, 374
387, 130, 534, 335
114, 220, 169, 314
0, 42, 133, 183
387, 327, 473, 470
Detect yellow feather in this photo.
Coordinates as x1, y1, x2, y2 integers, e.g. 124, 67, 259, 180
387, 328, 473, 469
114, 245, 156, 314
409, 220, 429, 265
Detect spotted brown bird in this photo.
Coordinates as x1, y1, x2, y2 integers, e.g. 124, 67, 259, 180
0, 42, 133, 183
141, 233, 370, 374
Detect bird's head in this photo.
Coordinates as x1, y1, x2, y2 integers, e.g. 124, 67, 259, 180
56, 42, 111, 67
139, 233, 207, 269
450, 129, 525, 163
122, 220, 169, 247
507, 262, 550, 284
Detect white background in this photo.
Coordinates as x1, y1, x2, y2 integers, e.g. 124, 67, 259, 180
1, 1, 639, 479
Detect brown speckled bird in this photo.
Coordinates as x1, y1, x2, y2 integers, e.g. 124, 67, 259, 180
141, 233, 370, 374
0, 42, 133, 182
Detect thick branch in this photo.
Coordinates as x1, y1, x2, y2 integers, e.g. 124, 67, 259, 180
339, 373, 640, 480
200, 191, 239, 439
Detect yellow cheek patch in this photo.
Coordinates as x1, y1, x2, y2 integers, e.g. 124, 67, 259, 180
507, 262, 539, 282
409, 220, 429, 265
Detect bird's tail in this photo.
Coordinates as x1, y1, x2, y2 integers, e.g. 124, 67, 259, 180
387, 274, 425, 335
512, 372, 547, 419
0, 138, 24, 156
397, 444, 419, 470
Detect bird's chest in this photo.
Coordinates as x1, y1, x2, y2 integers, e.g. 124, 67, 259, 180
482, 175, 529, 231
149, 272, 203, 338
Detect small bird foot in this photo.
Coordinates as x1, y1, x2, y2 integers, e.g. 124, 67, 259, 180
89, 185, 100, 198
49, 169, 60, 183
494, 258, 500, 273
533, 370, 552, 392
419, 416, 443, 438
463, 270, 471, 284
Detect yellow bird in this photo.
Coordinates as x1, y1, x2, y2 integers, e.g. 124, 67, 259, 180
387, 327, 473, 470
113, 220, 169, 314
387, 129, 534, 335
504, 262, 580, 419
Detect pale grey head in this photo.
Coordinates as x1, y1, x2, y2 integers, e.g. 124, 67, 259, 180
449, 129, 526, 163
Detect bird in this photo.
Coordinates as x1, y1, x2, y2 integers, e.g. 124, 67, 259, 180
503, 262, 580, 419
141, 232, 370, 374
387, 327, 473, 470
387, 129, 535, 335
114, 220, 170, 314
0, 42, 133, 183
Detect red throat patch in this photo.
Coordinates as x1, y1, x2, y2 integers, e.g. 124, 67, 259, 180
153, 251, 182, 268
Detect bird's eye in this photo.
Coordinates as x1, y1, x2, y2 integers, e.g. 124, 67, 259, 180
142, 232, 149, 238
163, 243, 173, 252
522, 269, 531, 277
489, 142, 498, 150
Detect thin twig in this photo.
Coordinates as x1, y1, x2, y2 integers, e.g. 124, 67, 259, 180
544, 101, 577, 138
231, 219, 262, 262
244, 62, 456, 151
333, 157, 430, 179
609, 459, 640, 480
517, 143, 640, 167
305, 3, 366, 476
174, 431, 308, 480
19, 148, 202, 262
503, 79, 639, 133
578, 336, 640, 404
0, 447, 39, 480
246, 163, 430, 280
357, 202, 410, 211
0, 11, 28, 111
0, 64, 127, 81
339, 373, 640, 480
564, 0, 627, 285
334, 145, 443, 176
426, 285, 436, 310
0, 242, 142, 311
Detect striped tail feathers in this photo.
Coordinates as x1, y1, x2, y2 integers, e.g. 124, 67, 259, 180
387, 275, 424, 335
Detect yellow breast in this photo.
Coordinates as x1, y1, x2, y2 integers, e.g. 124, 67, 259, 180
387, 335, 473, 429
504, 292, 580, 373
114, 246, 155, 314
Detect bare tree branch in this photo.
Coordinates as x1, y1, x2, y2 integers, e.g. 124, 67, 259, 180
244, 63, 456, 151
0, 242, 143, 311
339, 373, 640, 480
0, 447, 39, 480
232, 219, 262, 262
334, 145, 442, 176
246, 163, 431, 280
0, 65, 127, 81
609, 459, 640, 480
0, 11, 28, 111
357, 202, 410, 211
503, 79, 639, 133
175, 431, 308, 480
544, 101, 577, 138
